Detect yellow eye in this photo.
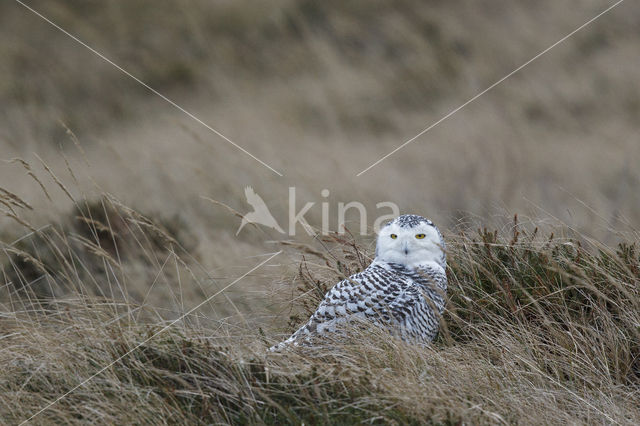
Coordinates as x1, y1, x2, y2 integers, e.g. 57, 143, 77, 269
390, 234, 397, 239
415, 234, 426, 239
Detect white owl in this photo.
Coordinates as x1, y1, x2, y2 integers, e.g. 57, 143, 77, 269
271, 214, 447, 350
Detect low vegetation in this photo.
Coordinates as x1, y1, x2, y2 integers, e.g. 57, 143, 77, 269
1, 199, 638, 424
2, 1, 640, 423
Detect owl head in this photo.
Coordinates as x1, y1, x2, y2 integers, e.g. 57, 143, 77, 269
375, 214, 446, 270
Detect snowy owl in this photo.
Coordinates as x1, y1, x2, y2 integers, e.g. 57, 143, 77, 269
271, 214, 447, 350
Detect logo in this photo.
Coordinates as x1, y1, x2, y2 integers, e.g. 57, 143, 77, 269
236, 187, 285, 235
235, 187, 399, 237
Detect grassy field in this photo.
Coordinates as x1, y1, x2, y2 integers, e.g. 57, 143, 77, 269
1, 200, 638, 423
1, 0, 639, 424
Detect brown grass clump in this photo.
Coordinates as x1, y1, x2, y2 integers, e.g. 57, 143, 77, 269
2, 197, 197, 303
2, 207, 639, 424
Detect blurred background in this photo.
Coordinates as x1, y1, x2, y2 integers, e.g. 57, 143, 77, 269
1, 0, 639, 318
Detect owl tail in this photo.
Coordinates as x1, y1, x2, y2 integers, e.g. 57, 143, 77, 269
268, 322, 313, 351
268, 337, 295, 352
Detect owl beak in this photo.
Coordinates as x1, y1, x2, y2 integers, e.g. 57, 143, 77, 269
403, 241, 409, 255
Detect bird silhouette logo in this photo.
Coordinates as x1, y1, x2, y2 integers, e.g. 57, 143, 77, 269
236, 186, 285, 235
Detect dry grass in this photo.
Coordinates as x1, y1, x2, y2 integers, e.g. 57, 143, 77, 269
2, 0, 640, 239
1, 0, 640, 424
1, 196, 638, 424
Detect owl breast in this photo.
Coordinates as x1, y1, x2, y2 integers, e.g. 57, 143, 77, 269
271, 261, 447, 350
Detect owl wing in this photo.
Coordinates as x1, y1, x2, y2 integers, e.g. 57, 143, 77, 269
282, 264, 414, 345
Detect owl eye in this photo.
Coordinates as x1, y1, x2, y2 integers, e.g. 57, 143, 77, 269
415, 234, 426, 239
390, 234, 398, 239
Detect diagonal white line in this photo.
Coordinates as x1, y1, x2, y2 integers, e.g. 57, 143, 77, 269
356, 0, 625, 177
15, 0, 284, 177
19, 250, 282, 425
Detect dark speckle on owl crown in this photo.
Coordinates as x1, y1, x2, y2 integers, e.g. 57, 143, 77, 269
390, 214, 433, 228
